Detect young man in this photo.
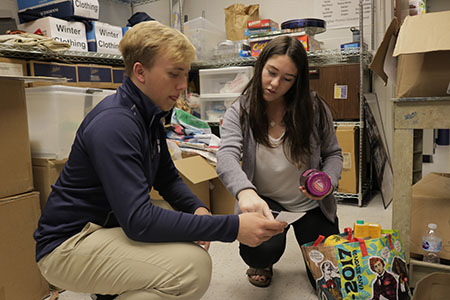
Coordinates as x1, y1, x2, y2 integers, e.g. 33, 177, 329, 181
34, 21, 287, 300
369, 257, 398, 300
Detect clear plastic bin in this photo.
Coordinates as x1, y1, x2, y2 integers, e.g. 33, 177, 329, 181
200, 93, 240, 122
214, 40, 250, 59
184, 17, 226, 61
25, 85, 115, 159
199, 66, 253, 95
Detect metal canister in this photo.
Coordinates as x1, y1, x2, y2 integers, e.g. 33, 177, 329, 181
299, 169, 331, 197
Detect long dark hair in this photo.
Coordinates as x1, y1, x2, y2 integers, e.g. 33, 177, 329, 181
240, 35, 331, 166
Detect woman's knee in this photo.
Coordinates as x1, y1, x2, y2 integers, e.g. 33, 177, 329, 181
239, 236, 286, 268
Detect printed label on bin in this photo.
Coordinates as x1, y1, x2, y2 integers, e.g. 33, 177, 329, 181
78, 66, 112, 83
73, 0, 99, 19
33, 63, 77, 82
334, 84, 348, 99
18, 0, 99, 21
20, 17, 88, 51
342, 152, 352, 169
91, 22, 122, 55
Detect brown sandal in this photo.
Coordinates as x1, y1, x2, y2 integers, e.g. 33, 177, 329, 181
246, 266, 273, 288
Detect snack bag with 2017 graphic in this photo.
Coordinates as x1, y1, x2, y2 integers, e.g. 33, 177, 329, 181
301, 229, 412, 300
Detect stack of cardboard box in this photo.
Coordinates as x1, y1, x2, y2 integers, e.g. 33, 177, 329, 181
0, 74, 49, 300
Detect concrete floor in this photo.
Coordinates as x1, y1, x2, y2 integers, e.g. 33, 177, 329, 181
50, 193, 392, 300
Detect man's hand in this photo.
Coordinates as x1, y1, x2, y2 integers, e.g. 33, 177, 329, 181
237, 189, 274, 220
237, 212, 288, 247
194, 206, 211, 251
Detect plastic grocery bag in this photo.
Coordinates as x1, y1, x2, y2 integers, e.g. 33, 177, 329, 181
170, 107, 211, 135
301, 229, 412, 300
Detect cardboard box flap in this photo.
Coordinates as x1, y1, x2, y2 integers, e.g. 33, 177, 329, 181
412, 172, 450, 198
337, 125, 356, 132
393, 11, 450, 57
369, 17, 399, 84
411, 272, 450, 300
173, 156, 217, 184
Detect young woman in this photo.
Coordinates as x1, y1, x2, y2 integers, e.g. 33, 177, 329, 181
216, 35, 343, 288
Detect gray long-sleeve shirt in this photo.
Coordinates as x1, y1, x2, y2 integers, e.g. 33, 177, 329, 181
216, 94, 343, 222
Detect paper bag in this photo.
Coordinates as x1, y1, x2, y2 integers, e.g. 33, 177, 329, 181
224, 4, 259, 41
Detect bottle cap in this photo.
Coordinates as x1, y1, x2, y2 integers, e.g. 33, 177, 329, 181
356, 220, 364, 225
300, 169, 331, 197
428, 223, 437, 229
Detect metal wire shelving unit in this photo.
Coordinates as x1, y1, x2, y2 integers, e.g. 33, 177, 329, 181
0, 44, 125, 65
191, 48, 373, 70
0, 0, 375, 205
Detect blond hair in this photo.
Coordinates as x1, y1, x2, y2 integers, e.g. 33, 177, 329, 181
119, 21, 196, 76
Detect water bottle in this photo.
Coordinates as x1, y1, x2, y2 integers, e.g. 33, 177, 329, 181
422, 223, 442, 264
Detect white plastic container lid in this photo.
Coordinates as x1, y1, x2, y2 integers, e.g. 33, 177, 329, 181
199, 66, 254, 75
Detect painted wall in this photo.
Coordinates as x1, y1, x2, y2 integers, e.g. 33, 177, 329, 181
98, 0, 131, 27
4, 0, 19, 25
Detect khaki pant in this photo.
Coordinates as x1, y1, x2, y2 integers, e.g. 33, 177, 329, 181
38, 223, 212, 300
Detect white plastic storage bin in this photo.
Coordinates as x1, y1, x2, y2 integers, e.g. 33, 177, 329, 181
25, 85, 115, 160
199, 66, 253, 95
200, 93, 239, 122
184, 17, 226, 61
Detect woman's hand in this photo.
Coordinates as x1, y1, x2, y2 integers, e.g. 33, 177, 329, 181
194, 206, 211, 251
237, 189, 274, 220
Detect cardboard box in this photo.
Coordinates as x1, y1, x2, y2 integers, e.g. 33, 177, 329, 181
210, 178, 236, 215
247, 19, 279, 29
370, 11, 450, 98
336, 125, 359, 194
151, 156, 236, 215
86, 21, 123, 55
0, 191, 49, 300
28, 60, 78, 87
411, 172, 450, 260
32, 158, 66, 209
309, 63, 360, 120
19, 17, 88, 51
249, 33, 320, 56
0, 57, 27, 76
77, 64, 113, 88
412, 272, 450, 300
0, 77, 34, 199
17, 0, 99, 23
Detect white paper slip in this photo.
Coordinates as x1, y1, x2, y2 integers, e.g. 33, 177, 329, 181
275, 211, 306, 224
